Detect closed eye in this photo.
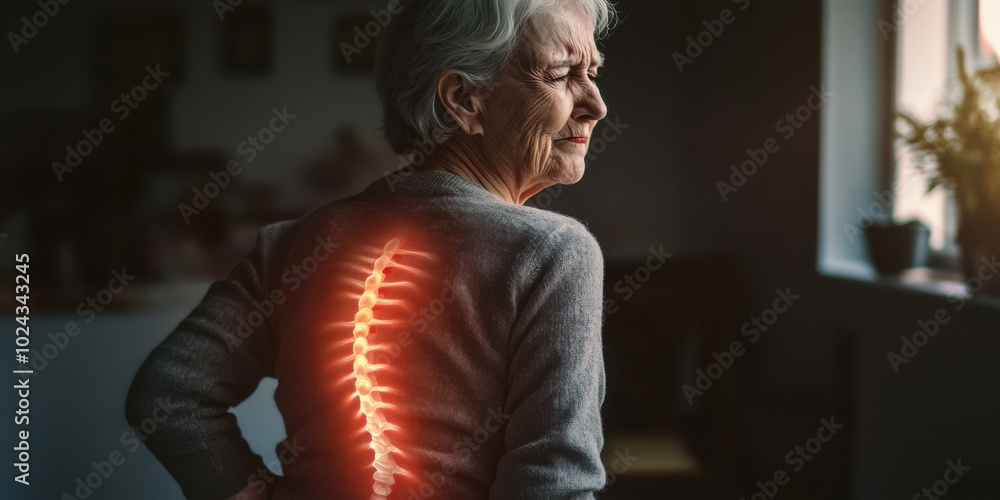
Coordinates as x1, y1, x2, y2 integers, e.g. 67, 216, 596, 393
549, 68, 600, 84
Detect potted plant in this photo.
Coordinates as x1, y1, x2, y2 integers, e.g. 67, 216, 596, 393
897, 47, 1000, 294
865, 220, 931, 275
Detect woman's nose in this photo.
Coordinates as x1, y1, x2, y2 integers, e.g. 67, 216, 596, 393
575, 81, 608, 122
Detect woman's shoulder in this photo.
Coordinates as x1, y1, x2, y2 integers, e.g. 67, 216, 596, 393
514, 206, 597, 246
253, 182, 602, 270
478, 206, 603, 274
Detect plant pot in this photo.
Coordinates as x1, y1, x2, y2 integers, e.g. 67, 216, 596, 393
959, 242, 1000, 296
957, 211, 1000, 295
865, 221, 930, 275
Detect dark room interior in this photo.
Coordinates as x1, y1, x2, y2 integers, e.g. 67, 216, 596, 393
2, 0, 999, 498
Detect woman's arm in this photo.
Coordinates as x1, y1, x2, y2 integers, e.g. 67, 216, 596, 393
125, 222, 294, 500
491, 221, 608, 499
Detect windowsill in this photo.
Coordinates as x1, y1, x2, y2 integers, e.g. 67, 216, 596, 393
819, 258, 1000, 310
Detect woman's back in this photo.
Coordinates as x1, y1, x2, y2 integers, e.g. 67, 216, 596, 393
127, 170, 607, 499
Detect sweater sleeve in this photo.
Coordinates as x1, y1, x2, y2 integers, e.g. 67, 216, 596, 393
491, 221, 607, 499
125, 222, 294, 500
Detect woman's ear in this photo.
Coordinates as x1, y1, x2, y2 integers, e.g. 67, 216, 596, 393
436, 70, 485, 136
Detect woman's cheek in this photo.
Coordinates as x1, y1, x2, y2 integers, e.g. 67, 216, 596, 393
521, 137, 552, 177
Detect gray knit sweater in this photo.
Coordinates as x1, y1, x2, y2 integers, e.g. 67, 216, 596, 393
125, 170, 607, 499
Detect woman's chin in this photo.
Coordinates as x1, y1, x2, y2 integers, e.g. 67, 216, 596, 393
561, 163, 587, 184
545, 158, 586, 185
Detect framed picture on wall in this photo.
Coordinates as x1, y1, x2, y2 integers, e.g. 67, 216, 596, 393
222, 5, 272, 75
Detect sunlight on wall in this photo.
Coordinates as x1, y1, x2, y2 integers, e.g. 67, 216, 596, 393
982, 0, 1000, 59
893, 0, 950, 249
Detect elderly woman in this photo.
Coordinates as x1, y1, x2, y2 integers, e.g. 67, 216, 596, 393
125, 0, 616, 498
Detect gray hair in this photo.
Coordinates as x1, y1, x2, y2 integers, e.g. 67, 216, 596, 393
375, 0, 617, 155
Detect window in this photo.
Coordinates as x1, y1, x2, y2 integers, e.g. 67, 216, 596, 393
981, 1, 1000, 61
818, 0, 1000, 299
892, 0, 1000, 253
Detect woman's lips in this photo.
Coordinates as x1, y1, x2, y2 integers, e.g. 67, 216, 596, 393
565, 137, 588, 144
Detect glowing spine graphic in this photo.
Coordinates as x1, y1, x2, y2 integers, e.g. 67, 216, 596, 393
353, 238, 402, 499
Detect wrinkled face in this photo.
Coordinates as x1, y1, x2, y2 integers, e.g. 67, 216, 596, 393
479, 4, 608, 187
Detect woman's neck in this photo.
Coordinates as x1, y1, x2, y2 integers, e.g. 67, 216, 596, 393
417, 144, 549, 205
